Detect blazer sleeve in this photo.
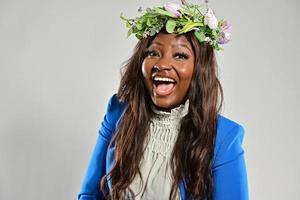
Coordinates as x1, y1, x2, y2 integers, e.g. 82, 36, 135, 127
78, 94, 124, 200
212, 125, 249, 200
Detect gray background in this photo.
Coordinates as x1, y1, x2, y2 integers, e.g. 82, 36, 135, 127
0, 0, 299, 199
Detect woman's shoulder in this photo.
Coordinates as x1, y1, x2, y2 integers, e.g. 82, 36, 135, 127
213, 114, 246, 165
105, 93, 127, 116
215, 114, 245, 147
216, 114, 245, 138
101, 93, 127, 132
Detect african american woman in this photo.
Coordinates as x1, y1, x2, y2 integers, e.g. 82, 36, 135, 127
78, 1, 248, 200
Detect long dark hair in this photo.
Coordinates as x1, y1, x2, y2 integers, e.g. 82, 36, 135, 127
100, 30, 223, 200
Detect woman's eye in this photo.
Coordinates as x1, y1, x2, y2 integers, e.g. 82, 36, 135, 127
145, 50, 159, 57
174, 53, 189, 60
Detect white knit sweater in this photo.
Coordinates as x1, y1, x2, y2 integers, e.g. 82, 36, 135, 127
125, 99, 189, 200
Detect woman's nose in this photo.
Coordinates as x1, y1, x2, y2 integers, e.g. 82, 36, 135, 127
154, 58, 172, 71
154, 65, 171, 71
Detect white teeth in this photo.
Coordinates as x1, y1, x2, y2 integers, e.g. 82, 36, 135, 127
153, 76, 175, 83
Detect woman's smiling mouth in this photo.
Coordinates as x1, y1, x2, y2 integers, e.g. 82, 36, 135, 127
152, 75, 177, 96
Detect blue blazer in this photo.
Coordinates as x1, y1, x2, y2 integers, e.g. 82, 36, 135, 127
78, 94, 249, 200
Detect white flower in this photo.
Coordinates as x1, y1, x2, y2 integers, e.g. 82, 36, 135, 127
164, 2, 182, 18
205, 37, 211, 42
204, 8, 218, 29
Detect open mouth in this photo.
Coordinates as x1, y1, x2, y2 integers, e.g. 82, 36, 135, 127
152, 76, 176, 96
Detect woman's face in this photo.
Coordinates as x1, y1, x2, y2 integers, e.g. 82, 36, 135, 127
142, 33, 195, 111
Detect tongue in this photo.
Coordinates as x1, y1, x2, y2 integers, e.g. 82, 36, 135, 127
155, 83, 175, 96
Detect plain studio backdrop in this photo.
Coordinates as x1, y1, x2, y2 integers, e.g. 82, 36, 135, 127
0, 0, 299, 199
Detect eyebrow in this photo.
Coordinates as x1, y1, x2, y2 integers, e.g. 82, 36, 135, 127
151, 41, 193, 54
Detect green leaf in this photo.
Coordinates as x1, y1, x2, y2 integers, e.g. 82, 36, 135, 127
194, 31, 206, 42
136, 33, 143, 39
136, 23, 143, 30
165, 19, 176, 33
119, 13, 127, 21
146, 18, 152, 26
154, 7, 175, 18
212, 30, 217, 38
127, 28, 133, 37
178, 20, 204, 34
126, 21, 131, 28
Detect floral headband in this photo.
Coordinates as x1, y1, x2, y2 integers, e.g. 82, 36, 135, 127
120, 1, 232, 51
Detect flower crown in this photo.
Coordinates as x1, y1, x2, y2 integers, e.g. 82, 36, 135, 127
120, 1, 232, 51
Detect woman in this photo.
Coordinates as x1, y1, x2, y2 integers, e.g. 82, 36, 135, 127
78, 2, 248, 200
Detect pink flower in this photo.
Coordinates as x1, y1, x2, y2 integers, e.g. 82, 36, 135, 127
204, 8, 218, 29
220, 20, 232, 33
164, 3, 182, 18
218, 32, 232, 44
218, 20, 232, 44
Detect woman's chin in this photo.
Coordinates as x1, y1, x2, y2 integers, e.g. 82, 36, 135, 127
151, 97, 180, 112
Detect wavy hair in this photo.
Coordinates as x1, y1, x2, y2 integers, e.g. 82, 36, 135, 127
100, 30, 223, 200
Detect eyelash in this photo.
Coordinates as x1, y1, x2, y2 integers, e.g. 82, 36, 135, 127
145, 49, 159, 57
145, 50, 189, 60
174, 52, 189, 60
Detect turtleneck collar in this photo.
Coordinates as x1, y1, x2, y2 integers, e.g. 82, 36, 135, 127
150, 99, 189, 123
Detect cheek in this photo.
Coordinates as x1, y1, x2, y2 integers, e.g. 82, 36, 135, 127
141, 61, 147, 77
176, 64, 194, 96
142, 61, 147, 78
141, 60, 152, 91
141, 60, 151, 78
179, 64, 194, 83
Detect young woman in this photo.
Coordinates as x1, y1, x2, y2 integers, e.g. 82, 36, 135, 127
78, 2, 248, 200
